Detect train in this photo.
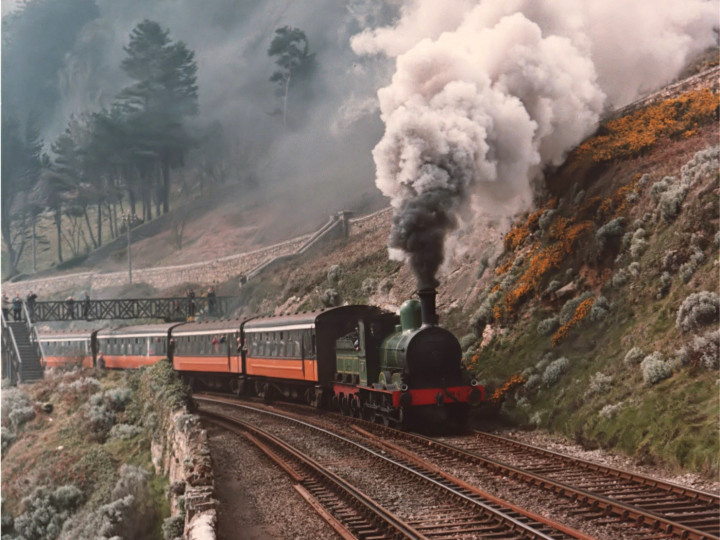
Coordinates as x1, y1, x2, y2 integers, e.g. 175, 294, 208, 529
36, 289, 483, 428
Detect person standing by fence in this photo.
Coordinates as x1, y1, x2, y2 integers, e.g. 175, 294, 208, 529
66, 296, 75, 320
26, 291, 37, 321
12, 295, 22, 321
82, 292, 91, 320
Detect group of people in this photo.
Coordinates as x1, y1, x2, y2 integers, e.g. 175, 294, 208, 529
1, 291, 92, 322
2, 291, 37, 322
185, 286, 218, 319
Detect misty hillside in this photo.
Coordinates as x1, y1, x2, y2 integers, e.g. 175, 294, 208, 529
2, 0, 718, 478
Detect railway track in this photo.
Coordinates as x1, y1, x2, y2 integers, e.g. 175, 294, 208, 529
196, 395, 590, 539
196, 394, 719, 539
342, 418, 719, 540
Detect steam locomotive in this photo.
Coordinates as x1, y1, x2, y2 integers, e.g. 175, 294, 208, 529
37, 289, 483, 428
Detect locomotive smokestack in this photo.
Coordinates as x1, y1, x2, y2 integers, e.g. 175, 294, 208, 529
418, 288, 438, 326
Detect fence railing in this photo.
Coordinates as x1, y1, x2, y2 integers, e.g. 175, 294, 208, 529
1, 312, 21, 384
28, 296, 233, 322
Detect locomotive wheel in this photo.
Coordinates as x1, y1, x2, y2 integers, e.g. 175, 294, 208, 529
380, 412, 390, 426
340, 395, 349, 416
395, 407, 406, 429
350, 396, 360, 418
331, 395, 339, 411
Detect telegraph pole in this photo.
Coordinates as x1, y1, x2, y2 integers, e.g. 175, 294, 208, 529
123, 213, 138, 283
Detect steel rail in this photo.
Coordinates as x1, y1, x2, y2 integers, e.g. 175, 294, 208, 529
360, 423, 717, 540
199, 408, 423, 540
196, 395, 579, 540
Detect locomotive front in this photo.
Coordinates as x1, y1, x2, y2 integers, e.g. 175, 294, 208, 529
378, 289, 482, 413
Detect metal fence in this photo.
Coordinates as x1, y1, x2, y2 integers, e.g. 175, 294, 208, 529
26, 296, 233, 322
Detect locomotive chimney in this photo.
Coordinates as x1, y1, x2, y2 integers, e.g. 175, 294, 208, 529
418, 288, 438, 326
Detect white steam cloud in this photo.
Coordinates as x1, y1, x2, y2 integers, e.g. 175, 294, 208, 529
352, 0, 718, 289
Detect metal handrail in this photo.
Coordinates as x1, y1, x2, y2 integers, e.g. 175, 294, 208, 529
22, 302, 44, 368
1, 312, 22, 384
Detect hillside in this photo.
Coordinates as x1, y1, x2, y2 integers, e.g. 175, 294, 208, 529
4, 69, 719, 479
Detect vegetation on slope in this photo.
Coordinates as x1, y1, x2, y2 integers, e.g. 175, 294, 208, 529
1, 361, 192, 539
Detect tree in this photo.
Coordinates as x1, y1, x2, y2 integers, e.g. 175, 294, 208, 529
118, 19, 198, 215
268, 26, 315, 129
1, 114, 43, 275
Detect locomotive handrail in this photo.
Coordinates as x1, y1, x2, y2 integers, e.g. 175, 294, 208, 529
1, 312, 22, 385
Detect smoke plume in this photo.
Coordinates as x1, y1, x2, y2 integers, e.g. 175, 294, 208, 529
352, 0, 717, 289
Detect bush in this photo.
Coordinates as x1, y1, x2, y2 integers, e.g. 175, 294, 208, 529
162, 516, 184, 540
676, 291, 720, 332
559, 292, 593, 325
327, 265, 342, 285
538, 209, 557, 231
12, 485, 83, 540
599, 402, 624, 418
590, 296, 610, 321
585, 371, 612, 398
108, 424, 143, 441
459, 334, 476, 351
675, 329, 720, 370
57, 377, 101, 396
624, 347, 644, 366
658, 183, 689, 222
524, 374, 541, 392
320, 288, 340, 307
681, 145, 719, 186
657, 271, 672, 299
641, 352, 673, 385
650, 176, 672, 202
60, 465, 155, 540
537, 316, 559, 336
611, 268, 629, 288
596, 217, 625, 249
629, 229, 648, 259
628, 262, 640, 277
9, 406, 36, 429
542, 357, 570, 386
544, 280, 561, 295
2, 427, 17, 455
2, 388, 32, 428
360, 277, 377, 297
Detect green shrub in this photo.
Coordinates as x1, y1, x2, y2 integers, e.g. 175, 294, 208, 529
596, 217, 625, 249
11, 485, 83, 540
542, 357, 570, 386
327, 265, 342, 285
680, 145, 719, 185
162, 515, 184, 540
559, 292, 593, 325
658, 183, 689, 222
538, 209, 557, 231
108, 424, 143, 441
1, 427, 17, 455
629, 228, 648, 259
585, 371, 613, 398
537, 316, 559, 336
590, 296, 610, 321
360, 277, 377, 297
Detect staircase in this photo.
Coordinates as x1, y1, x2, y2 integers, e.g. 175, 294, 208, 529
4, 320, 44, 383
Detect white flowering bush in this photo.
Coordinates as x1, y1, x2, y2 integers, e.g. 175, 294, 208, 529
537, 316, 559, 336
658, 183, 689, 222
327, 264, 342, 284
590, 296, 610, 321
623, 347, 644, 366
1, 427, 16, 456
585, 371, 612, 398
629, 228, 648, 259
599, 402, 625, 419
542, 357, 570, 386
59, 465, 154, 540
108, 424, 143, 441
676, 291, 720, 333
675, 329, 720, 370
680, 145, 719, 186
471, 290, 502, 337
162, 516, 184, 540
641, 352, 673, 385
320, 288, 340, 307
650, 176, 672, 202
679, 246, 706, 284
628, 262, 641, 277
524, 374, 541, 392
611, 268, 629, 288
2, 389, 33, 428
57, 377, 101, 396
9, 485, 83, 540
